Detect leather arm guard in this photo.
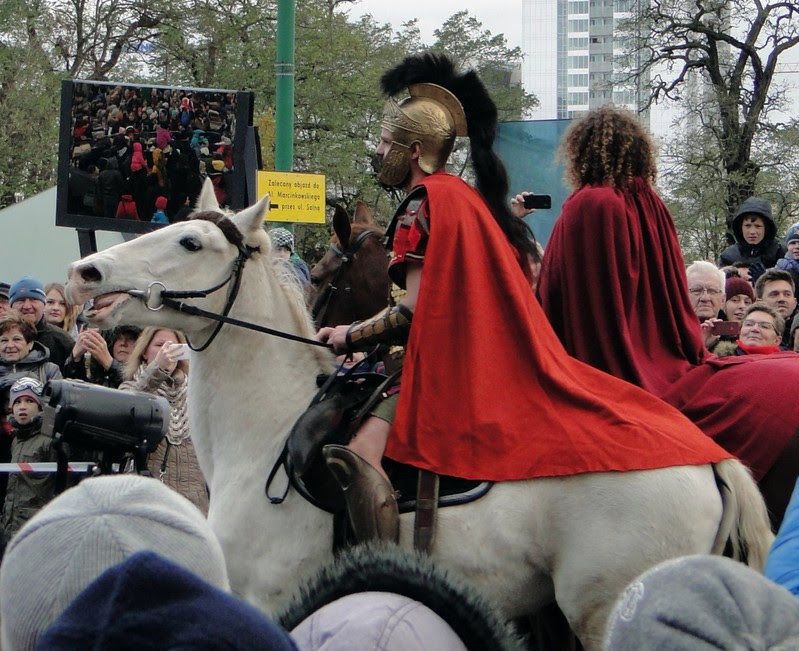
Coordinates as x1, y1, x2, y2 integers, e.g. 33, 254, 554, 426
345, 304, 413, 351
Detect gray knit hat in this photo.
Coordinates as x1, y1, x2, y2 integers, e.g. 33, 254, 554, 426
0, 475, 229, 651
604, 555, 799, 650
269, 227, 294, 252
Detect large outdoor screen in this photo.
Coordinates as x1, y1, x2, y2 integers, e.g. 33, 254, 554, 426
57, 80, 253, 234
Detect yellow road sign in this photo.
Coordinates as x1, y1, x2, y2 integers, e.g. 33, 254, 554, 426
256, 171, 326, 223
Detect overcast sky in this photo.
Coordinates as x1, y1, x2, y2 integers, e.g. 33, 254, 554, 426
345, 1, 798, 126
346, 1, 523, 50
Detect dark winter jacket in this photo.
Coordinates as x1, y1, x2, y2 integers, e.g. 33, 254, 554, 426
63, 355, 124, 388
0, 341, 62, 400
1, 415, 56, 541
97, 159, 124, 219
34, 318, 74, 372
719, 197, 786, 282
279, 543, 522, 650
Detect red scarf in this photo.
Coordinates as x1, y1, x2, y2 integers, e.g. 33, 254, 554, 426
735, 340, 781, 355
385, 173, 728, 481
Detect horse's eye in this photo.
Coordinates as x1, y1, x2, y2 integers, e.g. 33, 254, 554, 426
180, 236, 202, 252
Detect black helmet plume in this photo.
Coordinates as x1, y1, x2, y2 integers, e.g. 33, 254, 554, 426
380, 53, 538, 267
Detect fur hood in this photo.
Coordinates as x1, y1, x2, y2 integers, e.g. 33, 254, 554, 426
278, 543, 522, 650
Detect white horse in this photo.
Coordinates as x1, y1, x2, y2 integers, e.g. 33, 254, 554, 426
67, 187, 773, 649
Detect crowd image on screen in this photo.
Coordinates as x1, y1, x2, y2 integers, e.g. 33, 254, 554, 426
67, 83, 238, 225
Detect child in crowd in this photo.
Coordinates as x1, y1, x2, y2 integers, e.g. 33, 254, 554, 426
1, 378, 56, 544
151, 195, 169, 224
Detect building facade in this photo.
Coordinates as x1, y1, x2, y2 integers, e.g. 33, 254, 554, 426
522, 0, 648, 121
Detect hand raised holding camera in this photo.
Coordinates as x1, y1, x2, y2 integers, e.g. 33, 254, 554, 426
154, 342, 182, 374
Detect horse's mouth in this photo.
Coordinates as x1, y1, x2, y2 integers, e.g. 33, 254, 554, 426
84, 292, 131, 321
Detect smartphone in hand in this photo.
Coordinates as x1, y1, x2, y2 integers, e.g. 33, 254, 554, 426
523, 194, 552, 210
173, 343, 191, 360
711, 321, 741, 337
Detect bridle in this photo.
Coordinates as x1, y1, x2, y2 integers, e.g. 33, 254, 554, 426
311, 228, 381, 326
126, 214, 332, 351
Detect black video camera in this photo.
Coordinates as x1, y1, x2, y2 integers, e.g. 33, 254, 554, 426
42, 379, 169, 491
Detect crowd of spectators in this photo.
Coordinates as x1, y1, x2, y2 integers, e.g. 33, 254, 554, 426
0, 274, 205, 537
67, 83, 237, 224
3, 151, 799, 647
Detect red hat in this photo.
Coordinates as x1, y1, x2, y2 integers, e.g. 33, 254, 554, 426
155, 196, 168, 210
725, 276, 755, 301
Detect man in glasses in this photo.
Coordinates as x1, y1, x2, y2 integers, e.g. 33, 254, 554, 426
685, 261, 726, 322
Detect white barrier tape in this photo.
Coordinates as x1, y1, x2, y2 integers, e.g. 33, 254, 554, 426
0, 462, 95, 474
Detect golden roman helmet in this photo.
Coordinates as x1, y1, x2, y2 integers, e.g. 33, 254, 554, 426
378, 83, 468, 186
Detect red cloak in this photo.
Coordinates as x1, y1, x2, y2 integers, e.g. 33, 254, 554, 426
537, 179, 799, 480
385, 173, 729, 481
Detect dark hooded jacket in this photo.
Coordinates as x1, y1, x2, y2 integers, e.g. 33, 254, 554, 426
32, 318, 74, 373
2, 414, 56, 542
62, 326, 138, 389
0, 341, 62, 398
719, 197, 786, 282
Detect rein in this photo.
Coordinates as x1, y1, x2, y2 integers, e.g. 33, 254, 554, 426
312, 229, 380, 325
127, 214, 332, 351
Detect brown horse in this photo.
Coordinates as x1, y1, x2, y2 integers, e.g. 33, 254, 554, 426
310, 202, 389, 327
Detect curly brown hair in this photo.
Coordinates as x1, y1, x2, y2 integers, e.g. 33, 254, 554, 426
559, 105, 657, 189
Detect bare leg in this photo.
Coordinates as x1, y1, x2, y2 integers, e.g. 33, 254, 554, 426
348, 416, 391, 482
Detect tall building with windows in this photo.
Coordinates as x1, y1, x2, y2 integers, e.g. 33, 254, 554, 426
522, 0, 648, 121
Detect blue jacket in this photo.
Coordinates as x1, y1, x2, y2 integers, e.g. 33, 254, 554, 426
765, 479, 799, 597
151, 209, 169, 225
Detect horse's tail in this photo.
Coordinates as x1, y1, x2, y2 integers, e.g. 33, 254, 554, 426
711, 458, 774, 570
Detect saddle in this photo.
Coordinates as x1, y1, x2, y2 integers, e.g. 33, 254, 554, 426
266, 355, 491, 540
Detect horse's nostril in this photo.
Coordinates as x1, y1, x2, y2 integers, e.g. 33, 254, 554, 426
310, 276, 322, 286
80, 265, 103, 283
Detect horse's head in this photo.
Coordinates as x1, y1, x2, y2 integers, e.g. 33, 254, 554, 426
310, 202, 380, 287
309, 202, 389, 327
67, 180, 272, 338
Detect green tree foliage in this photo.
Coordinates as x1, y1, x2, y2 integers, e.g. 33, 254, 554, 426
0, 0, 536, 256
0, 1, 60, 206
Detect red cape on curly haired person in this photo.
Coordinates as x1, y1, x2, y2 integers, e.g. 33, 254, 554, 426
537, 105, 799, 528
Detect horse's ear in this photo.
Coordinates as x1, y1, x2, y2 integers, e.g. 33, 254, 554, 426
353, 201, 374, 225
333, 205, 351, 248
196, 178, 220, 212
232, 195, 270, 234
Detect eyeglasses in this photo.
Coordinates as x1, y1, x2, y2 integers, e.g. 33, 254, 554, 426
741, 319, 776, 331
688, 286, 723, 297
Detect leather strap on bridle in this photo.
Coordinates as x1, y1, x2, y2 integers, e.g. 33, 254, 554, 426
127, 214, 332, 351
312, 229, 381, 325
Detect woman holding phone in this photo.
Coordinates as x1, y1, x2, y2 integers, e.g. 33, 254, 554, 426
119, 327, 207, 514
700, 276, 755, 354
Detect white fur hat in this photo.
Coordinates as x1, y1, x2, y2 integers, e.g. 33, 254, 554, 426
0, 475, 228, 651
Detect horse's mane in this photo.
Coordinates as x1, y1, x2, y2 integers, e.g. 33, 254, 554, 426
190, 208, 331, 371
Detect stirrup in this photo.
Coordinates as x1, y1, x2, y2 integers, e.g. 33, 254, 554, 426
323, 444, 399, 544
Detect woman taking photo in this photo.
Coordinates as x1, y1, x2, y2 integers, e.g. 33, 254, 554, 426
118, 327, 208, 514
